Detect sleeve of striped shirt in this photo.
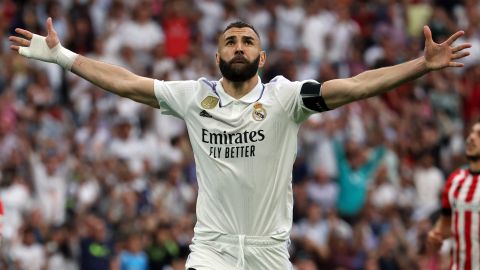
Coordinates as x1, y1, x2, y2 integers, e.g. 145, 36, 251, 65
441, 169, 462, 216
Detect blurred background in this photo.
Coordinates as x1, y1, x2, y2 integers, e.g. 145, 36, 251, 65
0, 0, 479, 269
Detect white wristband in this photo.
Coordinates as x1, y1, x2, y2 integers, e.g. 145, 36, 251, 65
19, 34, 78, 71
54, 45, 78, 71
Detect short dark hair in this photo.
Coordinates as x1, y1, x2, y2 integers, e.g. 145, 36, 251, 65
222, 21, 260, 39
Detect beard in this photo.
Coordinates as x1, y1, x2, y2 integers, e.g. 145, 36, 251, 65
219, 54, 260, 83
466, 154, 480, 161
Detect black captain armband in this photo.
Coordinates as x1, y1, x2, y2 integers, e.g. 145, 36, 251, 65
300, 82, 330, 112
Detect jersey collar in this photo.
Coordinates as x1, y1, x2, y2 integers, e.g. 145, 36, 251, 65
215, 76, 264, 107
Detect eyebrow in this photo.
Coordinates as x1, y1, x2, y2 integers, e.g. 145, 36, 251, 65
225, 36, 236, 42
224, 35, 256, 43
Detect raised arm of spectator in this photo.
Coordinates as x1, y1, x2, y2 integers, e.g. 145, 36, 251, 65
321, 26, 471, 109
9, 17, 158, 108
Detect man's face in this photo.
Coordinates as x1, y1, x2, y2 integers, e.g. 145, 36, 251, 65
216, 27, 265, 82
466, 123, 480, 160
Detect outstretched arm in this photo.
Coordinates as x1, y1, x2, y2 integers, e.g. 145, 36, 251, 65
321, 26, 471, 109
9, 18, 158, 108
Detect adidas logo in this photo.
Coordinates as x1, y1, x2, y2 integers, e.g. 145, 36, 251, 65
199, 110, 212, 118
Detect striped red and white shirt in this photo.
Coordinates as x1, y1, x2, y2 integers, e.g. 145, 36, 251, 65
442, 168, 480, 270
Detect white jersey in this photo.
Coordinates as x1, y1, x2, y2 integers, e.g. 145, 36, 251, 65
154, 76, 316, 240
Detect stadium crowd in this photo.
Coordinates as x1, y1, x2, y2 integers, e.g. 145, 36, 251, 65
0, 0, 479, 269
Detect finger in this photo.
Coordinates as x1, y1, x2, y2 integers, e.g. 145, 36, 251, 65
10, 45, 20, 51
14, 28, 33, 40
452, 51, 470, 60
452, 43, 472, 53
445, 30, 465, 45
47, 17, 55, 36
8, 36, 31, 47
449, 62, 464, 68
424, 25, 433, 43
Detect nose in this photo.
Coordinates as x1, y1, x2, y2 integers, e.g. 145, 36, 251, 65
235, 43, 244, 54
467, 133, 474, 143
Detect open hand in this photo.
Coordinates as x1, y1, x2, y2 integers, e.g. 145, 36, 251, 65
424, 25, 471, 71
9, 17, 59, 55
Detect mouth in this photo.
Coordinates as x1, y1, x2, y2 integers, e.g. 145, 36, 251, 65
230, 57, 248, 64
466, 143, 477, 152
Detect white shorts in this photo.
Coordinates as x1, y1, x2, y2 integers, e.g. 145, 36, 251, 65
185, 234, 292, 270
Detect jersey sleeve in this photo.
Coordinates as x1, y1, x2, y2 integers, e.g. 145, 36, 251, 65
154, 79, 197, 119
441, 169, 461, 215
270, 76, 324, 123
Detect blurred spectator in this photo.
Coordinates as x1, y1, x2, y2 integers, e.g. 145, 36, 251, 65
377, 232, 403, 270
242, 1, 272, 51
291, 202, 330, 262
324, 210, 355, 269
161, 1, 192, 59
150, 164, 195, 219
107, 116, 145, 175
370, 165, 397, 211
302, 113, 338, 180
114, 231, 148, 270
10, 225, 46, 270
274, 0, 304, 51
459, 65, 480, 127
47, 0, 69, 44
295, 47, 320, 81
66, 15, 95, 55
406, 0, 433, 38
327, 5, 360, 65
396, 172, 417, 219
0, 174, 32, 241
146, 223, 181, 269
301, 0, 335, 64
45, 224, 77, 270
196, 0, 224, 47
412, 152, 443, 220
71, 161, 100, 213
120, 1, 164, 53
306, 168, 338, 212
103, 0, 127, 38
30, 148, 69, 226
108, 0, 164, 68
292, 180, 310, 223
79, 216, 113, 270
334, 137, 385, 223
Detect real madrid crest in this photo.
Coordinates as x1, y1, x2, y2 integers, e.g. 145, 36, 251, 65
201, 96, 219, 109
252, 102, 267, 121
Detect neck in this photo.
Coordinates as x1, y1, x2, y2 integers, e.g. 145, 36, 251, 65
221, 76, 258, 100
470, 161, 480, 173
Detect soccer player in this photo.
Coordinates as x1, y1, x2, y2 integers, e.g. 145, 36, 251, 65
10, 18, 471, 270
428, 121, 480, 270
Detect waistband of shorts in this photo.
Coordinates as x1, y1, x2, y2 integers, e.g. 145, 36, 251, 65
193, 232, 287, 247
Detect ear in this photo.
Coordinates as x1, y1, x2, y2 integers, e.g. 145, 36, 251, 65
258, 51, 266, 68
215, 52, 220, 65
